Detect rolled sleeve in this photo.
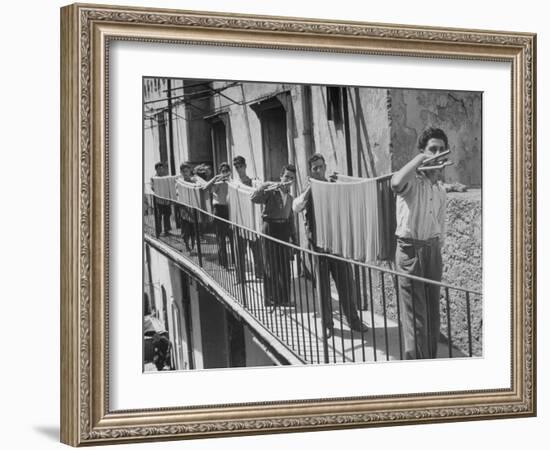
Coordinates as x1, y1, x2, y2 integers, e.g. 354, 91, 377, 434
292, 187, 310, 213
250, 183, 271, 204
397, 177, 417, 199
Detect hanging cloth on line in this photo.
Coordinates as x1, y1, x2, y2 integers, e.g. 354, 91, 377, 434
227, 181, 263, 234
174, 179, 212, 225
310, 174, 395, 262
175, 179, 211, 211
151, 176, 177, 201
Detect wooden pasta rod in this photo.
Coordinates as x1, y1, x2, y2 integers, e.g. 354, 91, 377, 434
264, 180, 294, 191
420, 149, 451, 166
417, 160, 454, 172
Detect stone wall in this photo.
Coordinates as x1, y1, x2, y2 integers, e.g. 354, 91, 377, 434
441, 189, 483, 356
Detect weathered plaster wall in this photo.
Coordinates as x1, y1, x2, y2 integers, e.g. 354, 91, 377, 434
347, 87, 392, 178
389, 89, 482, 186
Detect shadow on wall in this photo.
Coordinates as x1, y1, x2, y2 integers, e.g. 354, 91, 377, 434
350, 87, 378, 178
318, 87, 341, 167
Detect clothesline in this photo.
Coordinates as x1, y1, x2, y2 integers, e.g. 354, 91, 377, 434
336, 173, 393, 183
150, 173, 397, 262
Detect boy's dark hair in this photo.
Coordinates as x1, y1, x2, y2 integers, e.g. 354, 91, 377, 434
179, 162, 192, 172
308, 153, 326, 169
193, 163, 207, 173
154, 161, 165, 170
232, 155, 246, 166
218, 162, 231, 172
280, 164, 297, 176
418, 127, 449, 151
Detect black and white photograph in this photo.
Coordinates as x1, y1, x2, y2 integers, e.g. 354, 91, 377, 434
1, 0, 543, 447
142, 78, 483, 371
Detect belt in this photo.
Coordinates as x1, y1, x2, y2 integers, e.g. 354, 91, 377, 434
397, 236, 439, 247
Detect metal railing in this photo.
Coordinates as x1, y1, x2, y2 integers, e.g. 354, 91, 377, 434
144, 193, 482, 364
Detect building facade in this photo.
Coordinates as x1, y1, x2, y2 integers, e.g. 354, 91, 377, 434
144, 78, 481, 187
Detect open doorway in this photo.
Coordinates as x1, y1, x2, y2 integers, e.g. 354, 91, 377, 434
251, 97, 289, 181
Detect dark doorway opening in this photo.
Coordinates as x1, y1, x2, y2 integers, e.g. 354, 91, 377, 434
251, 97, 289, 181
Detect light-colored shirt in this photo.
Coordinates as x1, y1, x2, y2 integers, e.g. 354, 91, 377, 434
395, 174, 447, 242
292, 185, 311, 213
211, 181, 229, 205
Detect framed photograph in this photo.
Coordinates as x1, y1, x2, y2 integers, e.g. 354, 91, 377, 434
60, 3, 536, 446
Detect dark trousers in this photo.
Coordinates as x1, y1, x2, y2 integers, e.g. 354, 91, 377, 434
213, 204, 232, 267
153, 199, 172, 237
262, 221, 292, 306
318, 255, 361, 331
235, 230, 264, 283
178, 205, 195, 251
396, 237, 443, 359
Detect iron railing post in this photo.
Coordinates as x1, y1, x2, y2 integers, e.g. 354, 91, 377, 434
466, 292, 473, 357
152, 196, 160, 238
313, 253, 330, 364
235, 228, 248, 309
393, 272, 404, 360
192, 208, 202, 268
445, 287, 452, 358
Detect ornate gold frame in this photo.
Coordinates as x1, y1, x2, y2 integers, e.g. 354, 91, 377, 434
60, 3, 536, 446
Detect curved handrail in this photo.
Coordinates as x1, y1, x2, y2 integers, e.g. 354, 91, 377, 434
147, 192, 482, 297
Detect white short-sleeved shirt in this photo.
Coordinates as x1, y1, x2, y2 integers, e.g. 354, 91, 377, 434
395, 174, 447, 241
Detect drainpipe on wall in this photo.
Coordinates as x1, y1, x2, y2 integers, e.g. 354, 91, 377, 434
342, 87, 353, 176
240, 84, 258, 178
166, 79, 177, 176
301, 85, 316, 162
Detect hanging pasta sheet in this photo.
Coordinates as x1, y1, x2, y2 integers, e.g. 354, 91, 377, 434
310, 174, 394, 262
